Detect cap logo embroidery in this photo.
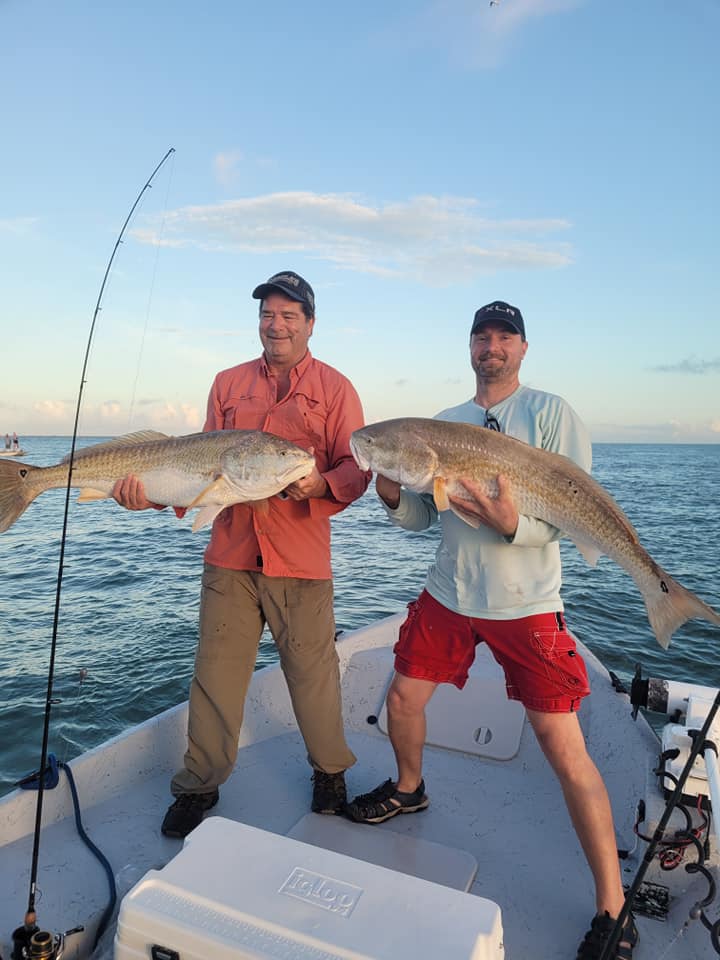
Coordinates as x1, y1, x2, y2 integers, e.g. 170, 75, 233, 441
269, 273, 300, 287
482, 303, 515, 317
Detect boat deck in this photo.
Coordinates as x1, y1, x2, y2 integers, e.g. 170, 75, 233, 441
1, 616, 715, 959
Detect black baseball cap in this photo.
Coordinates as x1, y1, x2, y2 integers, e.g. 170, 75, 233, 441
252, 270, 315, 314
471, 300, 525, 339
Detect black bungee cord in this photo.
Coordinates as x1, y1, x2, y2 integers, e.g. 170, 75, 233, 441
9, 146, 175, 960
598, 689, 720, 960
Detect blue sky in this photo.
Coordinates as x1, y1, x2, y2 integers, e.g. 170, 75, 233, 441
1, 0, 718, 442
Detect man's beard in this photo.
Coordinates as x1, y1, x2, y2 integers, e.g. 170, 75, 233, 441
472, 357, 513, 380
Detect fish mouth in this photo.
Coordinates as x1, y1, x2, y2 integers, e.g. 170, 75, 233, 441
349, 436, 369, 472
280, 459, 315, 485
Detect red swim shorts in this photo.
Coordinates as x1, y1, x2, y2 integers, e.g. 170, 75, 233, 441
393, 590, 591, 713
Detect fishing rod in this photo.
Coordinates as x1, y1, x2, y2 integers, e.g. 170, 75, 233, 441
598, 688, 720, 960
10, 146, 175, 960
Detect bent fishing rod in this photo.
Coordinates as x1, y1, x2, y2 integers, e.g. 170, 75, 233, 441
10, 146, 175, 960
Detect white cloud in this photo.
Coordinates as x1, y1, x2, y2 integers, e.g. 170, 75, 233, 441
589, 419, 720, 443
27, 398, 202, 436
32, 399, 69, 419
132, 190, 572, 285
119, 400, 203, 434
145, 402, 203, 431
99, 401, 123, 419
652, 356, 720, 375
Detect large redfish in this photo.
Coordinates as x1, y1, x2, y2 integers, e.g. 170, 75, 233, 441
350, 417, 720, 649
0, 429, 315, 533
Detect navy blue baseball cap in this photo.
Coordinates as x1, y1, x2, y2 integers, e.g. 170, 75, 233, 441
252, 270, 315, 314
471, 300, 525, 339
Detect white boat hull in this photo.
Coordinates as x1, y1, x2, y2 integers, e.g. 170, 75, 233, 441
1, 614, 717, 959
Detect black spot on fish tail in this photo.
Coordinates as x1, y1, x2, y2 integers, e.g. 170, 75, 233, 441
0, 460, 36, 532
645, 568, 720, 649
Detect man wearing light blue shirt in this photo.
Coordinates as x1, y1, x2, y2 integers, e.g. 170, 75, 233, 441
395, 386, 591, 620
346, 301, 637, 960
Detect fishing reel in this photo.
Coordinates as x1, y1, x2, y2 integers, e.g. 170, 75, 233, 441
11, 921, 82, 960
11, 925, 61, 960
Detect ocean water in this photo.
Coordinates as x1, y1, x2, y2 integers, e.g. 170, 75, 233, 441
1, 437, 719, 797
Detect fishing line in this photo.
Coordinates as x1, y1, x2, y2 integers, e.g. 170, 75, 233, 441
127, 150, 177, 430
53, 668, 92, 772
11, 146, 175, 960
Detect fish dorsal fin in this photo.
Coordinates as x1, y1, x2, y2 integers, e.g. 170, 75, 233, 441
63, 430, 171, 463
572, 538, 603, 568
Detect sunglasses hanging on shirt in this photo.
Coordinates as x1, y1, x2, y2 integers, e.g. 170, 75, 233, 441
484, 412, 501, 432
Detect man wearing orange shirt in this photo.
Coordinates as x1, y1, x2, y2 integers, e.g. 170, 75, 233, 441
113, 271, 370, 838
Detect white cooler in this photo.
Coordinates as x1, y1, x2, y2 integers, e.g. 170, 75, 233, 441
114, 817, 504, 960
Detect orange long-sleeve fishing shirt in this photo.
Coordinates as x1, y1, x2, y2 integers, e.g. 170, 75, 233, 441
203, 351, 370, 579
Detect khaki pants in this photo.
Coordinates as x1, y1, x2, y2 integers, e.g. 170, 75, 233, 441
172, 563, 356, 795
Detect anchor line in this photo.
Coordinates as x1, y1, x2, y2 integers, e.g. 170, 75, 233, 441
20, 147, 176, 942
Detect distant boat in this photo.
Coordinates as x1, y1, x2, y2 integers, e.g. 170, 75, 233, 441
0, 448, 26, 457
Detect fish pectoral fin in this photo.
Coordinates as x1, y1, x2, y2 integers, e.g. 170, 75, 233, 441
187, 476, 233, 509
433, 477, 450, 512
190, 496, 269, 532
447, 501, 482, 529
77, 488, 109, 503
191, 505, 226, 531
572, 538, 603, 567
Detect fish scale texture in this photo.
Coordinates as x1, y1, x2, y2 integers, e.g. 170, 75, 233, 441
0, 430, 314, 532
352, 418, 720, 647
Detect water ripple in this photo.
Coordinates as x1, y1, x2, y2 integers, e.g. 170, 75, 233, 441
0, 438, 718, 794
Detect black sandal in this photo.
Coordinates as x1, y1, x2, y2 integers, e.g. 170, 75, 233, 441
344, 778, 429, 824
576, 911, 639, 959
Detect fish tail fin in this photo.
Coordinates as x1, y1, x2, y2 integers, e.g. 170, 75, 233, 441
0, 460, 38, 532
645, 568, 720, 649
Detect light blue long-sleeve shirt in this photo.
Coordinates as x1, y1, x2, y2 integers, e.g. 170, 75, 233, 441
384, 385, 592, 620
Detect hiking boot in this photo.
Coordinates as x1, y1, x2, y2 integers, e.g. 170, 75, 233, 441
344, 778, 429, 824
161, 789, 219, 838
311, 770, 347, 814
576, 911, 638, 959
